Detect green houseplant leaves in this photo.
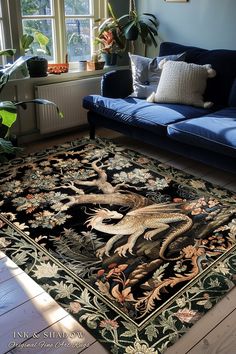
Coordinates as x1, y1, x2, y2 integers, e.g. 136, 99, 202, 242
0, 53, 63, 160
20, 32, 51, 56
118, 11, 159, 47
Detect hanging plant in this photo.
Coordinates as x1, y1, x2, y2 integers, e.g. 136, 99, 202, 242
118, 0, 159, 46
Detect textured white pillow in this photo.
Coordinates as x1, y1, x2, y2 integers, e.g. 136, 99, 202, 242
129, 52, 186, 98
147, 60, 216, 108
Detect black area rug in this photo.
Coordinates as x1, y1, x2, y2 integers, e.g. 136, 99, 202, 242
0, 138, 236, 353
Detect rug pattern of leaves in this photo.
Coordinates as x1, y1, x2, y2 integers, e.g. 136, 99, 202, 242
0, 138, 236, 354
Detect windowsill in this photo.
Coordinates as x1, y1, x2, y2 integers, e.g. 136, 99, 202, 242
9, 65, 129, 85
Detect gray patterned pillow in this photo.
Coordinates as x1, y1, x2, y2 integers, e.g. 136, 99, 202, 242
129, 52, 186, 98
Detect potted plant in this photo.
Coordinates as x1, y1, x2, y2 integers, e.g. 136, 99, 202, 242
20, 31, 51, 77
86, 52, 105, 71
94, 2, 126, 66
118, 0, 159, 50
0, 54, 62, 161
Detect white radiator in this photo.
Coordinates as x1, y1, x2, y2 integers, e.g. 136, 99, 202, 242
35, 77, 101, 134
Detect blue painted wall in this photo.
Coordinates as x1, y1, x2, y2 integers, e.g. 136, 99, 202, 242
136, 0, 236, 56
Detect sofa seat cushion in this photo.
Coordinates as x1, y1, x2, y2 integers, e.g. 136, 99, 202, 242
83, 95, 213, 136
167, 108, 236, 157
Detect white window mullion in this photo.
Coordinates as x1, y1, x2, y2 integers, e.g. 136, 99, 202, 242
53, 0, 66, 63
4, 0, 22, 56
94, 0, 107, 20
91, 0, 107, 56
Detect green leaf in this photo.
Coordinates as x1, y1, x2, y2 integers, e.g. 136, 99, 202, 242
45, 44, 51, 56
34, 31, 49, 46
147, 27, 158, 47
124, 21, 137, 35
117, 14, 130, 22
139, 21, 149, 42
146, 24, 158, 36
79, 288, 91, 305
143, 13, 158, 21
152, 263, 169, 282
15, 99, 63, 118
80, 313, 99, 329
111, 28, 125, 50
11, 251, 29, 266
107, 2, 116, 19
0, 49, 16, 57
0, 138, 16, 154
147, 18, 159, 28
145, 323, 159, 341
120, 321, 137, 337
0, 57, 30, 93
0, 102, 17, 128
3, 56, 32, 77
20, 34, 34, 51
98, 17, 115, 33
0, 74, 9, 93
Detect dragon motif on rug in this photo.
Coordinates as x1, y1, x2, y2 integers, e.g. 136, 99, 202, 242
86, 204, 193, 259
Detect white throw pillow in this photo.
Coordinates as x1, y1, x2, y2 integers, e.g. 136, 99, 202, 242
147, 60, 216, 108
129, 52, 186, 98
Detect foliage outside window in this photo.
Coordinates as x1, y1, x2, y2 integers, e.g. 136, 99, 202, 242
2, 0, 106, 65
20, 0, 97, 63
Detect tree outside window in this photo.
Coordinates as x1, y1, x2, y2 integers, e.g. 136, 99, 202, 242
20, 0, 96, 63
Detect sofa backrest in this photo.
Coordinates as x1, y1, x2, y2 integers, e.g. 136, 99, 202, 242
160, 42, 236, 107
101, 69, 133, 98
229, 78, 236, 107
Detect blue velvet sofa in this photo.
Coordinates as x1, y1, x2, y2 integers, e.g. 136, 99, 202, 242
83, 42, 236, 173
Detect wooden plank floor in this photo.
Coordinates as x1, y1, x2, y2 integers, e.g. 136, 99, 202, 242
0, 129, 235, 354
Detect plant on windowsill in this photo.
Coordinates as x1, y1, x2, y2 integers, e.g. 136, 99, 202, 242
86, 52, 105, 71
94, 2, 126, 66
0, 53, 63, 162
20, 31, 51, 77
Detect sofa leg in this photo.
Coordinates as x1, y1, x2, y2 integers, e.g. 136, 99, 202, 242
89, 125, 96, 139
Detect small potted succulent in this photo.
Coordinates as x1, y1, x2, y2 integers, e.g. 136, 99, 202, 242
86, 52, 105, 71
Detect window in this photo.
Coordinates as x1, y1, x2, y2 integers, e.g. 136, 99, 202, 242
3, 0, 106, 65
21, 0, 55, 61
0, 0, 12, 66
0, 2, 4, 57
64, 0, 93, 62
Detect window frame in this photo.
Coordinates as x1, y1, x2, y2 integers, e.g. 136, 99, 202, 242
3, 0, 107, 64
0, 0, 13, 65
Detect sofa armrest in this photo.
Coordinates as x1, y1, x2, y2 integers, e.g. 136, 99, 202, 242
101, 69, 133, 98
